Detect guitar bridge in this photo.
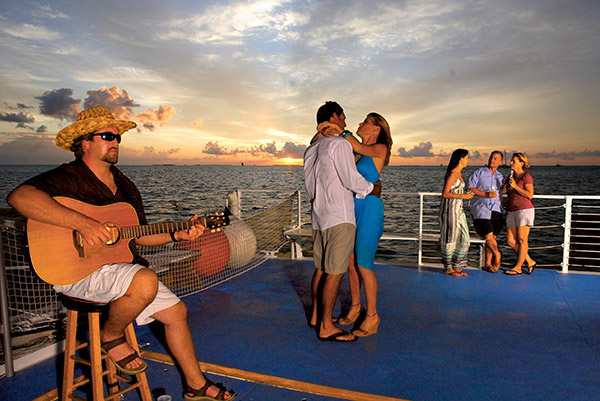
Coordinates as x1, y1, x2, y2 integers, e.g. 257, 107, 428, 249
73, 231, 85, 258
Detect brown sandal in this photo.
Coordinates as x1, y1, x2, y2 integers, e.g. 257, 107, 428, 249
184, 379, 237, 401
101, 336, 147, 375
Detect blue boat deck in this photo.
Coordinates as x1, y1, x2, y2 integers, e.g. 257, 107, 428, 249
2, 259, 600, 400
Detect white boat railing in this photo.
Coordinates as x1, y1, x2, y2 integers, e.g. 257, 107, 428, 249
275, 191, 600, 273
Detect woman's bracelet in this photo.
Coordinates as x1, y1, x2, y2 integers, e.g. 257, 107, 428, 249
170, 231, 179, 242
342, 130, 352, 138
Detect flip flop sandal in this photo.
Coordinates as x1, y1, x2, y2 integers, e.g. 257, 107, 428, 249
318, 330, 358, 342
184, 380, 237, 401
101, 336, 148, 375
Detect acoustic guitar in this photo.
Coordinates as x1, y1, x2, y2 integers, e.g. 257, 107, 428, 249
27, 197, 229, 285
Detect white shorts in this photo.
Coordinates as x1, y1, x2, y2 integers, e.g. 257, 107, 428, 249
54, 263, 180, 325
506, 208, 535, 228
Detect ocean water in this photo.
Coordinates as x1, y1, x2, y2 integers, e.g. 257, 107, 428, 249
1, 164, 599, 268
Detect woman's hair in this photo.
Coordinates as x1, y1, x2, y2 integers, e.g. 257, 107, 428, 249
512, 152, 531, 169
367, 112, 393, 166
445, 148, 469, 181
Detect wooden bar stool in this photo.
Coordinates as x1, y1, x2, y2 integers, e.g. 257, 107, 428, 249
61, 295, 152, 401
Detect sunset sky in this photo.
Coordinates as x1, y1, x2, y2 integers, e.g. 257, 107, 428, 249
1, 0, 599, 166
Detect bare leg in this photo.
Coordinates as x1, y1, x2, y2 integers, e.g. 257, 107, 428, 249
309, 269, 323, 327
338, 254, 362, 324
357, 265, 377, 316
507, 226, 534, 269
352, 265, 380, 337
319, 273, 355, 341
514, 225, 533, 269
346, 254, 362, 307
152, 302, 234, 399
483, 242, 494, 269
101, 268, 158, 371
484, 233, 501, 271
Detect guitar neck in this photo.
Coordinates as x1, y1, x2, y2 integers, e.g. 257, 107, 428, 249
120, 218, 211, 239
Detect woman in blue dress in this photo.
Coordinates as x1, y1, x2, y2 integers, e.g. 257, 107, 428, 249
319, 113, 393, 337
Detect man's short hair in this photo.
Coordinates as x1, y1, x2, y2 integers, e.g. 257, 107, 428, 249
487, 150, 503, 166
316, 101, 343, 124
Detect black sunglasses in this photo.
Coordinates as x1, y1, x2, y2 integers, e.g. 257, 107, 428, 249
92, 132, 121, 143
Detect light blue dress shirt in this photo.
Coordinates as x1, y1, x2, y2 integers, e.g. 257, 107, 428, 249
467, 166, 506, 219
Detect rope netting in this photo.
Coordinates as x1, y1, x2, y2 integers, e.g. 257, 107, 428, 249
139, 192, 295, 298
0, 192, 296, 358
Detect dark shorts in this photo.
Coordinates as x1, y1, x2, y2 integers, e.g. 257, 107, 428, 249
473, 211, 505, 237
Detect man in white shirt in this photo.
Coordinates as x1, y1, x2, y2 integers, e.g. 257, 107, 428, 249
304, 101, 381, 342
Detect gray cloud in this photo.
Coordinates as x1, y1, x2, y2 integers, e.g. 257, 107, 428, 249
397, 141, 435, 158
533, 149, 600, 161
279, 142, 307, 158
0, 136, 66, 164
202, 140, 306, 159
203, 141, 233, 155
36, 88, 80, 120
0, 111, 35, 125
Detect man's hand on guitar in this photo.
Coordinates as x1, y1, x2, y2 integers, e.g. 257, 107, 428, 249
173, 215, 206, 242
77, 217, 116, 247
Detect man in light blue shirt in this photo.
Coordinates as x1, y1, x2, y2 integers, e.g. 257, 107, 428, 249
468, 151, 506, 272
304, 101, 380, 342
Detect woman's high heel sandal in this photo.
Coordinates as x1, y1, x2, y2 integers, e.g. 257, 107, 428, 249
352, 312, 380, 337
338, 304, 363, 326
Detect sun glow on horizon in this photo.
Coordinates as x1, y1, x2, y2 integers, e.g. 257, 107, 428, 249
278, 157, 302, 165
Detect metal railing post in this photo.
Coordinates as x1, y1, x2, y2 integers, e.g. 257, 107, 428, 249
295, 191, 303, 259
562, 197, 573, 273
418, 193, 424, 266
0, 227, 15, 377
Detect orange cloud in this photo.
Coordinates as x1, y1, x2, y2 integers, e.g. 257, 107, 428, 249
84, 85, 139, 120
191, 118, 205, 127
136, 105, 177, 130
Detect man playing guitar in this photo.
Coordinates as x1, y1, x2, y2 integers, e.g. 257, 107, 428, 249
7, 106, 236, 401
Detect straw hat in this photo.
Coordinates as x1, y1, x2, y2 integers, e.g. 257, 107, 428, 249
55, 106, 137, 151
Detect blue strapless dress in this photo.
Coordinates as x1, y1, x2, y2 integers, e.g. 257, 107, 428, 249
353, 156, 384, 270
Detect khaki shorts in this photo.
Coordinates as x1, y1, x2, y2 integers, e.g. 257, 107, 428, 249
312, 223, 355, 275
54, 263, 180, 326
